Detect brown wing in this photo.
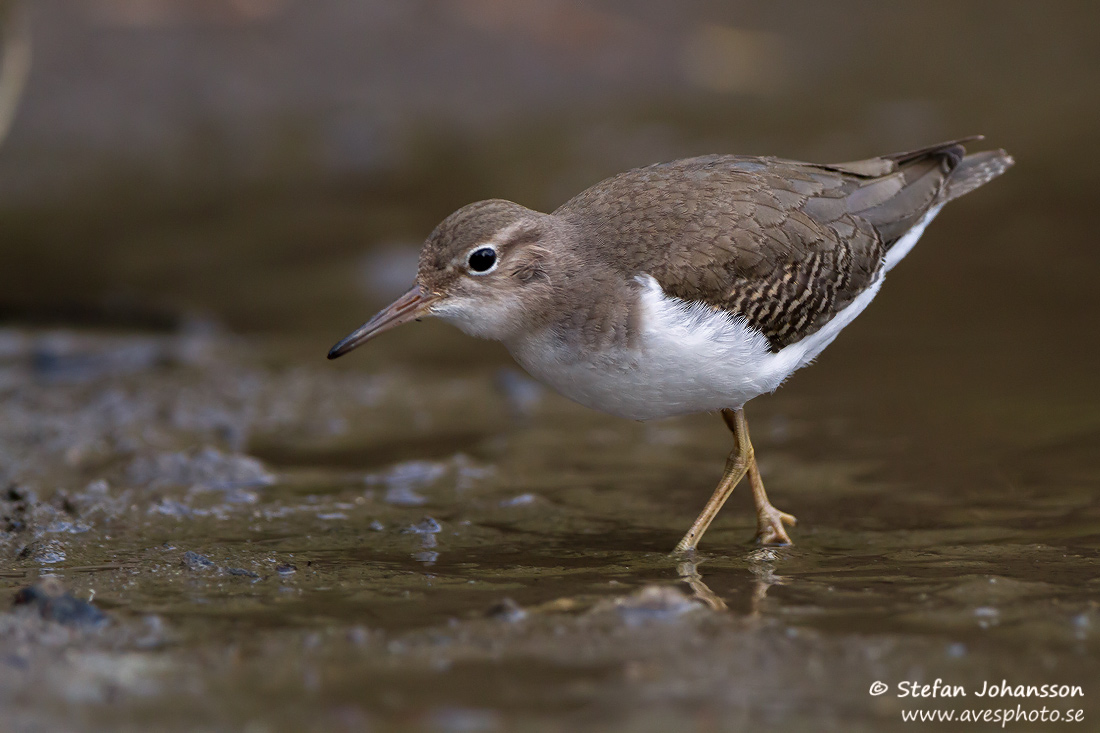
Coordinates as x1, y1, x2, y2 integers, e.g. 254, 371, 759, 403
556, 139, 990, 351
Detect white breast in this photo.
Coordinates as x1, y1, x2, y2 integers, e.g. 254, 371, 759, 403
509, 273, 885, 421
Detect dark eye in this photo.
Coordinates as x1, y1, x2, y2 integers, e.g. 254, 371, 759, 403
467, 247, 497, 273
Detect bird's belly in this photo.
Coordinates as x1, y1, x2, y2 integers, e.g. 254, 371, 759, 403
510, 343, 775, 420
508, 277, 801, 420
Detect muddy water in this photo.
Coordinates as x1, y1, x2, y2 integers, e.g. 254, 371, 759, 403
2, 3, 1100, 732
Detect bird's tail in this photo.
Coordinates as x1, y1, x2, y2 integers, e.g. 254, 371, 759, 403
944, 148, 1015, 202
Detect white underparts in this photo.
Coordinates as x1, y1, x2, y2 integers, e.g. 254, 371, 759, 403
510, 273, 884, 421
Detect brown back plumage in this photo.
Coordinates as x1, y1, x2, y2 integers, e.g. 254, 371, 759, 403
556, 138, 1013, 351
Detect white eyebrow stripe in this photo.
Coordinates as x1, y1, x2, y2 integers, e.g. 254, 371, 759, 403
450, 220, 540, 269
488, 220, 537, 247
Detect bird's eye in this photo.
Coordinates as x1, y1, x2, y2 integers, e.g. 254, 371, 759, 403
467, 247, 497, 273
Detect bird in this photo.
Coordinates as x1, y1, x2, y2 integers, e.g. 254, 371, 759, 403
328, 137, 1013, 552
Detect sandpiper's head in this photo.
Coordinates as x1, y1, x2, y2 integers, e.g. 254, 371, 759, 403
328, 199, 559, 359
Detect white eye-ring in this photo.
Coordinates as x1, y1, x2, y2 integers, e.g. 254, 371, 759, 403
466, 245, 498, 275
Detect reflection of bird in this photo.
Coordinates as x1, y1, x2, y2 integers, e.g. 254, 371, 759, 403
330, 138, 1013, 552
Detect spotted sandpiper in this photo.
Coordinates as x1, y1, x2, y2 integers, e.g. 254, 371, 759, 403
329, 137, 1012, 552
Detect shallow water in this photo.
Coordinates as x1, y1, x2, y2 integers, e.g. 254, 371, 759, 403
1, 2, 1099, 731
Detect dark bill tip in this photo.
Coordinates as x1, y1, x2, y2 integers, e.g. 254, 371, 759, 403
327, 284, 432, 359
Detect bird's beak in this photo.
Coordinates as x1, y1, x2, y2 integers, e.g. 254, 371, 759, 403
327, 284, 436, 359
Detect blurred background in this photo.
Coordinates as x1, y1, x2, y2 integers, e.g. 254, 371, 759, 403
1, 0, 1094, 366
1, 3, 1098, 730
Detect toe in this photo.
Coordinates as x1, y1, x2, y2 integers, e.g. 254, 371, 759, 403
755, 525, 792, 546
755, 507, 796, 545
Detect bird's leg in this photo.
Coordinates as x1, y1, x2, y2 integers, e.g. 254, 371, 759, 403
674, 408, 752, 553
742, 420, 797, 545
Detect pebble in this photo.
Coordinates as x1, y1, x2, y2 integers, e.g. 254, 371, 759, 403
13, 578, 109, 629
181, 551, 216, 571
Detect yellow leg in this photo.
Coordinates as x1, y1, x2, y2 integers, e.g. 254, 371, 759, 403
674, 409, 751, 553
674, 408, 797, 553
747, 452, 796, 545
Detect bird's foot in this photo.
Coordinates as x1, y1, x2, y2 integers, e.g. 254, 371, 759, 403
754, 504, 797, 546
